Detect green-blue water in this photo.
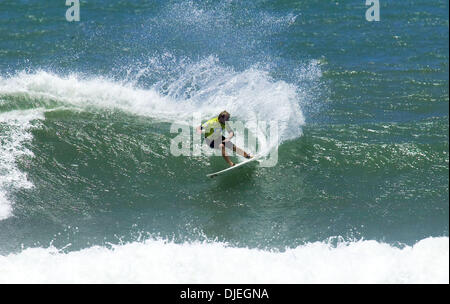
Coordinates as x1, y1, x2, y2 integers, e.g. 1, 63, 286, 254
0, 0, 448, 283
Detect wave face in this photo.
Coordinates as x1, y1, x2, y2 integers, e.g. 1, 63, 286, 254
0, 0, 448, 283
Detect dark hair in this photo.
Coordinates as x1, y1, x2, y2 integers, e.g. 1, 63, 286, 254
219, 111, 230, 121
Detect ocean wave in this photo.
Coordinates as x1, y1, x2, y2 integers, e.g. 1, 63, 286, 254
0, 236, 447, 283
0, 59, 315, 219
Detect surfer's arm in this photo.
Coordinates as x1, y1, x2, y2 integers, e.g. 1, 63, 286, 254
223, 131, 234, 142
223, 123, 234, 142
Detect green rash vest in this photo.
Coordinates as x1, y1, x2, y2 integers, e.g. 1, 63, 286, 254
201, 117, 233, 140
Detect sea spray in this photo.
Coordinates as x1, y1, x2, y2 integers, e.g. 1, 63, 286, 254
0, 109, 43, 220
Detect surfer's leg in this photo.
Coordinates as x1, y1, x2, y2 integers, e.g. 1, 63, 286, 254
206, 137, 234, 166
220, 137, 251, 159
220, 143, 235, 167
230, 144, 252, 159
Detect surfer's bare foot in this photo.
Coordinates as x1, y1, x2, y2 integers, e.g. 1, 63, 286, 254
230, 162, 235, 167
245, 153, 252, 159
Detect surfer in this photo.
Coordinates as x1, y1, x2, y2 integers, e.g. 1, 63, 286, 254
197, 111, 252, 167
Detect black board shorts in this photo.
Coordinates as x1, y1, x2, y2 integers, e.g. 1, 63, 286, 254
205, 136, 233, 149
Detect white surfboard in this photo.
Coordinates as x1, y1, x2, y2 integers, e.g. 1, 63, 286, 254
206, 154, 263, 178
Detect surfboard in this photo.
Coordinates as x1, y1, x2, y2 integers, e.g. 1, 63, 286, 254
206, 154, 262, 178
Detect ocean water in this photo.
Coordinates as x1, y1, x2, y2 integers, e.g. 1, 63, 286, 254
0, 0, 448, 283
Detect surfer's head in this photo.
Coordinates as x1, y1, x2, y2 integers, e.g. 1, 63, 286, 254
218, 111, 230, 124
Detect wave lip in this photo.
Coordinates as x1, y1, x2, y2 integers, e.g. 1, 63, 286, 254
1, 59, 311, 140
0, 237, 447, 284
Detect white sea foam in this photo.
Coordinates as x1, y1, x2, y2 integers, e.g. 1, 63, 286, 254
0, 58, 310, 143
0, 237, 447, 284
0, 109, 43, 220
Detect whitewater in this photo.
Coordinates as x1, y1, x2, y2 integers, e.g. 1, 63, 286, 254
0, 237, 447, 284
